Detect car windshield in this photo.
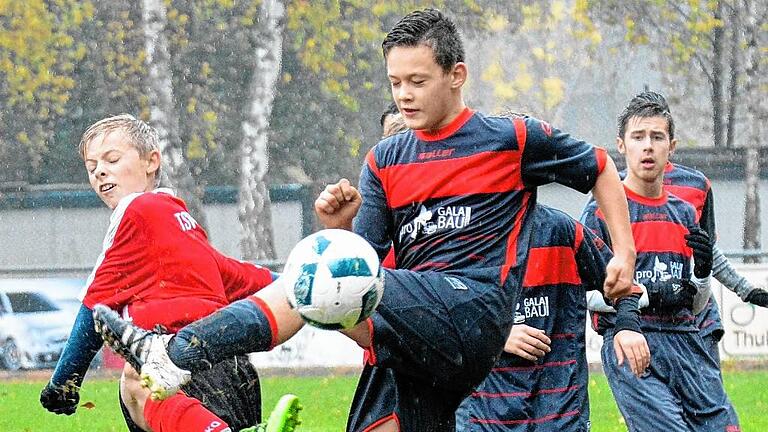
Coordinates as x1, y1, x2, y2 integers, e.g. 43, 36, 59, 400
6, 292, 60, 313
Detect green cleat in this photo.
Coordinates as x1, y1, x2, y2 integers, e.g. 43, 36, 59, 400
240, 394, 302, 432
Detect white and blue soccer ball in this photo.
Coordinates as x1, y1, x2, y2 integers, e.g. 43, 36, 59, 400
283, 229, 385, 330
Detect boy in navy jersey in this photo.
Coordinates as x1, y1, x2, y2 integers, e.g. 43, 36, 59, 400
455, 204, 648, 432
94, 9, 638, 431
582, 92, 740, 431
662, 162, 768, 363
39, 115, 299, 432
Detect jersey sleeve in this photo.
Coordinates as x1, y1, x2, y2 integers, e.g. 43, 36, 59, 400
579, 201, 612, 248
216, 253, 276, 302
353, 150, 395, 260
574, 221, 613, 293
519, 116, 608, 193
699, 186, 717, 241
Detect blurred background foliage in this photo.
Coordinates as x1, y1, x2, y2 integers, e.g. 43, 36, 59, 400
0, 0, 764, 187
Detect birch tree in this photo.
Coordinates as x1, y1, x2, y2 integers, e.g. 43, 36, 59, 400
740, 0, 766, 262
238, 0, 285, 260
142, 0, 207, 227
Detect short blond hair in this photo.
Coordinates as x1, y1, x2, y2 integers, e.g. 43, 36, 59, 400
79, 114, 164, 186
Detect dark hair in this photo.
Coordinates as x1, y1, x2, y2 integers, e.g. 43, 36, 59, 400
382, 8, 464, 73
618, 91, 675, 139
380, 101, 399, 127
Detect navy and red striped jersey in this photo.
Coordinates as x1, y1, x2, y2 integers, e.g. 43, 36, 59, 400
662, 162, 716, 239
355, 108, 607, 286
619, 162, 714, 239
582, 186, 698, 332
663, 162, 722, 339
459, 205, 613, 431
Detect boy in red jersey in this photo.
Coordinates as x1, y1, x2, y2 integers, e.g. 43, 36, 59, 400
582, 92, 740, 431
95, 9, 637, 432
39, 114, 299, 432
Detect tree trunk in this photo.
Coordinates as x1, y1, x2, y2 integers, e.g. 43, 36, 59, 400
725, 5, 739, 150
142, 0, 208, 228
740, 0, 765, 263
238, 0, 285, 261
710, 0, 725, 148
743, 148, 761, 263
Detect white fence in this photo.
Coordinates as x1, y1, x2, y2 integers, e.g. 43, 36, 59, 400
3, 265, 766, 370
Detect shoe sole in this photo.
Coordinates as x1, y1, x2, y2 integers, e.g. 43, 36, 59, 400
142, 372, 179, 401
267, 394, 302, 432
92, 306, 143, 372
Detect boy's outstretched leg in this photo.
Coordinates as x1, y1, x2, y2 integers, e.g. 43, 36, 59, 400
94, 282, 304, 398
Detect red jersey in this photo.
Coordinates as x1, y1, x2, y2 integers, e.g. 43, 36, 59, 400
80, 189, 273, 332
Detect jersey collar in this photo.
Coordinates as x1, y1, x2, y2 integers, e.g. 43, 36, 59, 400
624, 184, 668, 206
414, 107, 474, 142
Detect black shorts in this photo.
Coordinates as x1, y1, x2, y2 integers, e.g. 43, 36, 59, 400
119, 355, 261, 431
367, 268, 516, 393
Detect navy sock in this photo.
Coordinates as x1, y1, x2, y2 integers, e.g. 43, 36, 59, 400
168, 298, 274, 372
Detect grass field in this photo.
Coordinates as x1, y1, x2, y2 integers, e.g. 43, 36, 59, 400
1, 370, 767, 431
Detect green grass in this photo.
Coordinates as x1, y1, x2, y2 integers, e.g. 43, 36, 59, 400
2, 371, 766, 431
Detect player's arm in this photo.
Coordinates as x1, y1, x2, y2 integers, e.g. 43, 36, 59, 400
591, 158, 636, 300
40, 304, 103, 415
520, 117, 635, 299
685, 223, 715, 314
712, 245, 768, 307
576, 221, 648, 376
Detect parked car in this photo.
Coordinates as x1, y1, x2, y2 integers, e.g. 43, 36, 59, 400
0, 287, 75, 370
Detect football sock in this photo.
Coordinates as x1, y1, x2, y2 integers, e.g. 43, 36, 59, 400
168, 297, 277, 372
144, 392, 231, 432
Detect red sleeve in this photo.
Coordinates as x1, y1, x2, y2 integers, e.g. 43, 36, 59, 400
381, 247, 396, 269
82, 210, 155, 310
216, 252, 275, 302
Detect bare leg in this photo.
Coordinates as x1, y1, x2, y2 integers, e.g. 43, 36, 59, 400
254, 280, 306, 344
120, 364, 152, 431
368, 419, 399, 432
341, 321, 372, 348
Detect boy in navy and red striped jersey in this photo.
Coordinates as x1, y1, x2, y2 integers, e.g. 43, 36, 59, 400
39, 115, 299, 432
94, 9, 638, 432
663, 162, 768, 363
582, 92, 740, 431
455, 204, 647, 432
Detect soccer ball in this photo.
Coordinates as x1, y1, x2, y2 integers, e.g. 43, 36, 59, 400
283, 229, 385, 330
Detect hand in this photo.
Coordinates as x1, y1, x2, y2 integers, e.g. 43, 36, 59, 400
603, 253, 636, 300
613, 329, 650, 377
503, 324, 551, 361
314, 178, 362, 230
646, 278, 697, 311
40, 381, 80, 415
746, 288, 768, 308
685, 226, 713, 278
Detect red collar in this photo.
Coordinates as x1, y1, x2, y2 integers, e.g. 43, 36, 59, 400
414, 108, 474, 142
624, 184, 667, 206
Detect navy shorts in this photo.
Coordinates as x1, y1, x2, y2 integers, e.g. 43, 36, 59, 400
366, 268, 515, 393
602, 330, 739, 432
696, 296, 725, 342
347, 364, 466, 432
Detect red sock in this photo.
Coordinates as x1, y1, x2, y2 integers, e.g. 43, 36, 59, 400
144, 392, 231, 432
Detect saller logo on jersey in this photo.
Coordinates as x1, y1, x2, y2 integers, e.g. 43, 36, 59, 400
399, 205, 473, 241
